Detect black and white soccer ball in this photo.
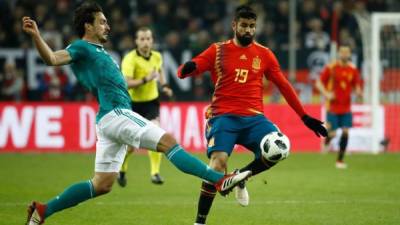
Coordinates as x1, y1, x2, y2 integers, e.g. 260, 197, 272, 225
260, 132, 290, 162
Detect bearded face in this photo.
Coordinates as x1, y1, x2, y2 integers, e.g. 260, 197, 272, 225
233, 18, 256, 46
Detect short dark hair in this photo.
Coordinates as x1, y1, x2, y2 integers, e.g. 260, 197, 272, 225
339, 43, 352, 51
135, 27, 152, 39
234, 5, 257, 21
73, 1, 103, 37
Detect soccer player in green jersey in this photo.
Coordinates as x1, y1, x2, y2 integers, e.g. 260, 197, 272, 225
23, 2, 251, 224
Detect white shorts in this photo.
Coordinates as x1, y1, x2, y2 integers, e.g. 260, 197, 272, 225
95, 108, 166, 172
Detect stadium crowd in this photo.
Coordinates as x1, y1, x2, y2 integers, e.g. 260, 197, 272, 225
0, 0, 398, 102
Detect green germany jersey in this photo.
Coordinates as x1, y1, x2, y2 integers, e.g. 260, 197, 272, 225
66, 40, 131, 122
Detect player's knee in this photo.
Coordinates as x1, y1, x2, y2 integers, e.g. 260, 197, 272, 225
92, 180, 114, 195
156, 133, 178, 153
209, 152, 228, 172
92, 173, 116, 196
96, 184, 113, 195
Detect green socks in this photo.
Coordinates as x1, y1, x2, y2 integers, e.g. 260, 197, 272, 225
45, 180, 96, 218
165, 144, 224, 183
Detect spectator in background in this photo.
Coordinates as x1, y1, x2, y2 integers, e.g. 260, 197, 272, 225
152, 1, 171, 37
164, 31, 185, 60
190, 30, 212, 55
258, 21, 277, 51
298, 0, 320, 34
202, 0, 226, 27
273, 0, 290, 48
42, 20, 63, 50
339, 28, 356, 50
305, 17, 330, 50
0, 61, 24, 101
41, 66, 70, 101
186, 19, 203, 52
210, 21, 228, 43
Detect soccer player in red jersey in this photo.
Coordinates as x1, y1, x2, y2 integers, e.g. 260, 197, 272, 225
316, 44, 362, 169
177, 5, 328, 225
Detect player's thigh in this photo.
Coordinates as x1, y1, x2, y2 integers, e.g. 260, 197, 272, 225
95, 124, 127, 173
205, 116, 239, 158
100, 108, 165, 152
327, 112, 340, 131
238, 115, 279, 159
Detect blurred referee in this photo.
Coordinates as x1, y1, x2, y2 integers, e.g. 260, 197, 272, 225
119, 27, 173, 186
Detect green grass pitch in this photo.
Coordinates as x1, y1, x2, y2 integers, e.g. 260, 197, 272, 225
1, 152, 399, 225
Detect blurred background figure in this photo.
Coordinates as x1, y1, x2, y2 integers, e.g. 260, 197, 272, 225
41, 66, 70, 101
0, 61, 24, 101
315, 45, 363, 168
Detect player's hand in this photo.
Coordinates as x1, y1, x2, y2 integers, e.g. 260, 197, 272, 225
181, 61, 197, 76
324, 91, 334, 101
144, 70, 158, 83
161, 85, 173, 98
355, 92, 363, 103
22, 17, 40, 37
301, 115, 328, 137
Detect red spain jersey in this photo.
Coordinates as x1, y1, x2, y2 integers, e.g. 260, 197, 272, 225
320, 62, 361, 114
178, 40, 306, 118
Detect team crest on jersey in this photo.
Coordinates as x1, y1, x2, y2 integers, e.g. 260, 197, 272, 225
208, 137, 215, 147
252, 56, 261, 70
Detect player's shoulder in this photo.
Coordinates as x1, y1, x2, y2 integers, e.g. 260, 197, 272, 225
66, 39, 89, 49
326, 60, 338, 69
122, 49, 137, 60
151, 50, 162, 59
347, 62, 358, 69
254, 41, 270, 51
254, 42, 275, 56
214, 40, 231, 48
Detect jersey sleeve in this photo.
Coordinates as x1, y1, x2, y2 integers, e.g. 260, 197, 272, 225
121, 52, 135, 78
177, 44, 216, 78
65, 41, 86, 62
264, 50, 306, 117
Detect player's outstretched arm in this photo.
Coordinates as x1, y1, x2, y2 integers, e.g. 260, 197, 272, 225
315, 78, 334, 100
22, 16, 71, 66
274, 78, 327, 137
177, 44, 216, 79
265, 49, 327, 137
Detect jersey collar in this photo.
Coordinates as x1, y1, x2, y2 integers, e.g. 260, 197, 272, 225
85, 40, 104, 48
136, 49, 152, 60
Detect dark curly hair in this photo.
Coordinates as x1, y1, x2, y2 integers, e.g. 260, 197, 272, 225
234, 5, 257, 21
73, 1, 103, 37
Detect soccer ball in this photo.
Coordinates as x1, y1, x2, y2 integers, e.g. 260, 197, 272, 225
260, 132, 290, 162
